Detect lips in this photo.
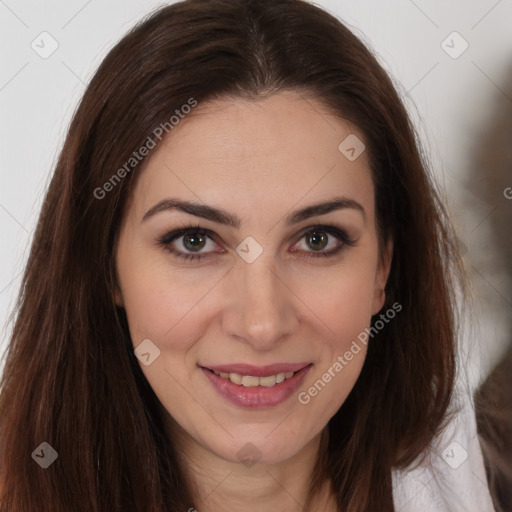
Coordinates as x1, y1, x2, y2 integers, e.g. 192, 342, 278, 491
200, 362, 312, 408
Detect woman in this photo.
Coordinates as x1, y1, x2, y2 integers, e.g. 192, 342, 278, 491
0, 0, 496, 510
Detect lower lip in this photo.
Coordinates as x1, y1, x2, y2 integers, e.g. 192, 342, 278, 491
201, 365, 312, 408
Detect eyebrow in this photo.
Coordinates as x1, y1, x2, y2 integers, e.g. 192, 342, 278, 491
142, 196, 366, 227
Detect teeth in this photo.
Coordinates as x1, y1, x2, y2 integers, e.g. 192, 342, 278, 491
259, 375, 276, 387
228, 372, 243, 385
241, 375, 260, 387
212, 369, 298, 387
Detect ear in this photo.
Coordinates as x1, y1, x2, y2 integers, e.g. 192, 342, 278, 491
371, 237, 393, 316
114, 285, 124, 307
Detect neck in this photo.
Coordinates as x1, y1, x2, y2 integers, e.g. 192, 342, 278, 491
164, 416, 336, 512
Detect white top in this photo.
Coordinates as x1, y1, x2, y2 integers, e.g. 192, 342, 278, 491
392, 387, 495, 512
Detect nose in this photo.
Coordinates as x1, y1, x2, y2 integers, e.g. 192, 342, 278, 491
221, 256, 300, 351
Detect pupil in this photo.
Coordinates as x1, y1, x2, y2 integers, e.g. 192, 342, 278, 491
184, 233, 205, 251
308, 231, 327, 251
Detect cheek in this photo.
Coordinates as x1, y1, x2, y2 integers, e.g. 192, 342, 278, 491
293, 294, 370, 436
117, 244, 217, 352
290, 258, 377, 424
116, 259, 219, 428
295, 259, 377, 342
122, 280, 202, 348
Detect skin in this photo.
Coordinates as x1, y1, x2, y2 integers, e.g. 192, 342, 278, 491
114, 90, 392, 511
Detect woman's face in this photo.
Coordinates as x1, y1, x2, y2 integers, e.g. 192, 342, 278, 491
115, 91, 391, 466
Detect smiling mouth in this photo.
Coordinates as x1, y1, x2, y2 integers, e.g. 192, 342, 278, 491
206, 368, 298, 388
200, 363, 313, 408
200, 362, 311, 387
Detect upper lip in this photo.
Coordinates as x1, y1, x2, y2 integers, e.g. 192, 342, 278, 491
201, 362, 311, 377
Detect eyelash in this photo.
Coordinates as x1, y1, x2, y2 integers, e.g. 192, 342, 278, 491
157, 223, 356, 262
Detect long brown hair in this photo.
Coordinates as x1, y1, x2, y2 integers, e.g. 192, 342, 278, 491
0, 0, 465, 510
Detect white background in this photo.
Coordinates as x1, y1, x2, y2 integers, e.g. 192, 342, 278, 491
1, 0, 511, 384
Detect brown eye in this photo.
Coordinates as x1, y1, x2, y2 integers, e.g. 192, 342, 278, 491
305, 231, 329, 252
182, 233, 207, 252
158, 226, 220, 262
292, 225, 357, 259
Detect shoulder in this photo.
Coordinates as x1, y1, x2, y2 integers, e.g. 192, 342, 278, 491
392, 387, 495, 512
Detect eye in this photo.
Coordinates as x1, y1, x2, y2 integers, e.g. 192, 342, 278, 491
157, 224, 221, 262
290, 224, 356, 259
157, 223, 356, 263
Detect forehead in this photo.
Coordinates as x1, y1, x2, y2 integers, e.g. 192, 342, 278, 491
129, 91, 375, 224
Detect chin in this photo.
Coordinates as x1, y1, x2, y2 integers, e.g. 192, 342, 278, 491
207, 428, 318, 468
